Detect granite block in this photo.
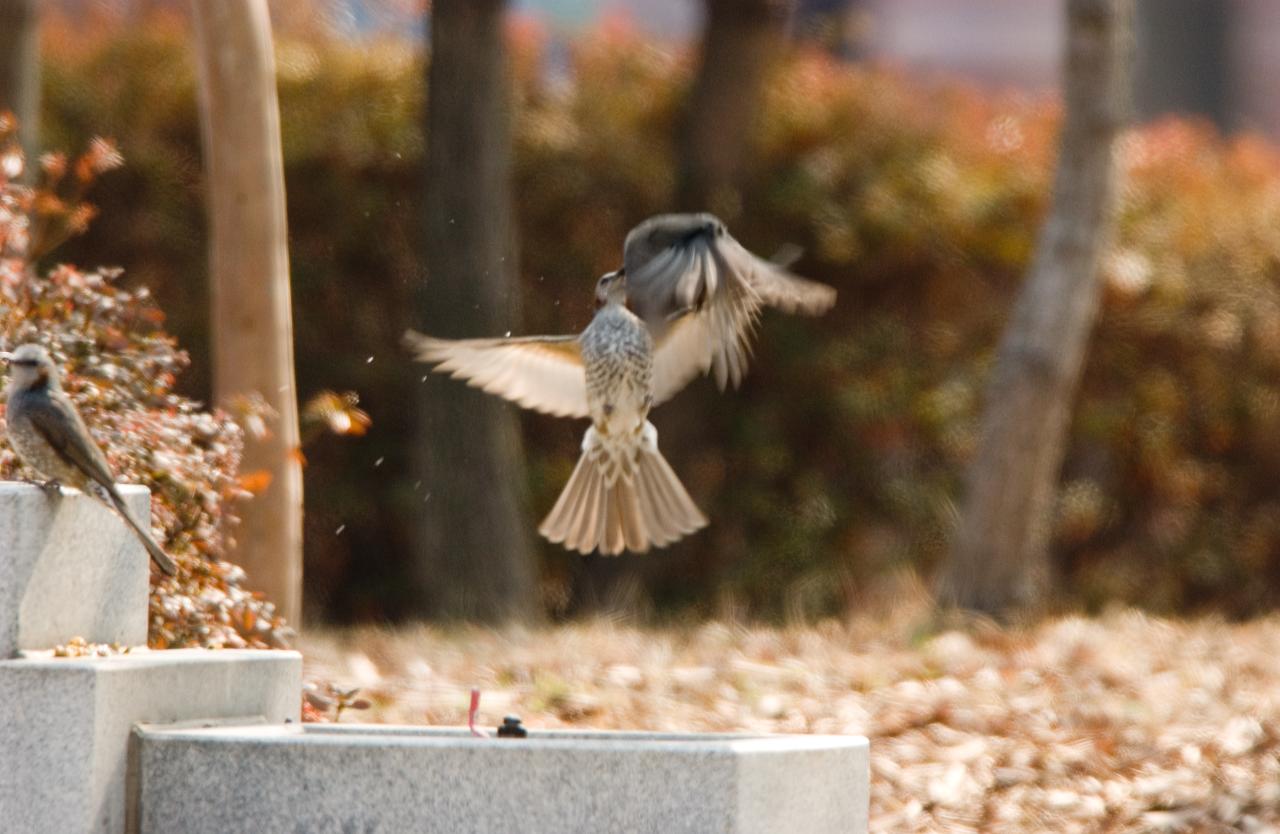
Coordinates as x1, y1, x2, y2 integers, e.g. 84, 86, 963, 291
0, 649, 301, 834
132, 724, 869, 834
0, 481, 153, 657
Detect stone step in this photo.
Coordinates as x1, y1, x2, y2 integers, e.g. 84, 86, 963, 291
0, 649, 301, 834
0, 481, 153, 658
132, 723, 869, 834
0, 483, 870, 834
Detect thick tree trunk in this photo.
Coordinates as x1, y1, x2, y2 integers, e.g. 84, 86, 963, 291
1134, 0, 1232, 130
191, 0, 304, 625
0, 0, 40, 163
794, 0, 866, 59
412, 0, 538, 623
677, 0, 793, 219
578, 0, 796, 618
582, 0, 796, 617
939, 0, 1132, 615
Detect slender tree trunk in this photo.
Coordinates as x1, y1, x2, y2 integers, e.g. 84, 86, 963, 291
412, 0, 538, 623
938, 0, 1133, 616
0, 0, 40, 164
677, 0, 794, 219
191, 0, 304, 625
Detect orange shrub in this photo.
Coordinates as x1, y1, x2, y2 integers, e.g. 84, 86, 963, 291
0, 124, 288, 646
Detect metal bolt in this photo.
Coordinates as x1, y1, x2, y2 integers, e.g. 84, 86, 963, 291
497, 715, 528, 738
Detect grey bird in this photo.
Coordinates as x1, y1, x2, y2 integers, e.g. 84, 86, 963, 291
405, 272, 707, 555
621, 213, 838, 390
2, 344, 178, 575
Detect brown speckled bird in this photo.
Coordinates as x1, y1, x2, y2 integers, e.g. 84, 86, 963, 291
621, 213, 838, 389
406, 272, 707, 555
2, 343, 178, 575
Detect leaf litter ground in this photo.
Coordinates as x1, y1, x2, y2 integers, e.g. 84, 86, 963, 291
302, 609, 1280, 833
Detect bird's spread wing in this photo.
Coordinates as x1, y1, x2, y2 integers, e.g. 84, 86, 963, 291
22, 392, 116, 489
404, 330, 590, 419
743, 237, 838, 315
623, 213, 836, 391
650, 311, 714, 407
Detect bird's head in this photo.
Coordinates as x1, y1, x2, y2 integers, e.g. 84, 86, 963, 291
0, 344, 59, 391
595, 268, 627, 306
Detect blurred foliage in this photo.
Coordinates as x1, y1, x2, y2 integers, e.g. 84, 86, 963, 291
37, 20, 1280, 620
0, 122, 288, 647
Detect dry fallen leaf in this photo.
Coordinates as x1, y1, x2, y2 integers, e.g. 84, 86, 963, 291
238, 469, 273, 494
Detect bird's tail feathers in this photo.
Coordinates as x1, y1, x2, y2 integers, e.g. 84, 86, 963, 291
539, 423, 706, 556
99, 484, 178, 576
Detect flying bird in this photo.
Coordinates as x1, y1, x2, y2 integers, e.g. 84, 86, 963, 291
2, 343, 178, 576
621, 212, 837, 389
406, 271, 707, 555
407, 213, 837, 555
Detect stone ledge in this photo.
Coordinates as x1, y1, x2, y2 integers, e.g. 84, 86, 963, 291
0, 648, 301, 834
0, 481, 153, 658
133, 724, 869, 834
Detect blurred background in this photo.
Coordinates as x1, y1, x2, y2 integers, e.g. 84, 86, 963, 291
9, 0, 1280, 626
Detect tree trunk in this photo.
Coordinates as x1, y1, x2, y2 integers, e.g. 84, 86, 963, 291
1133, 0, 1232, 130
412, 0, 538, 623
0, 0, 40, 164
191, 0, 304, 625
793, 0, 867, 59
938, 0, 1132, 616
587, 0, 794, 617
677, 0, 794, 219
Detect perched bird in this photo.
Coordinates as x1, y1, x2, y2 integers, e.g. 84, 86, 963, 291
406, 271, 707, 555
621, 212, 837, 389
2, 344, 178, 576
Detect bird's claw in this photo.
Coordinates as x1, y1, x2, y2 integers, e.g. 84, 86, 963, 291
20, 477, 62, 498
